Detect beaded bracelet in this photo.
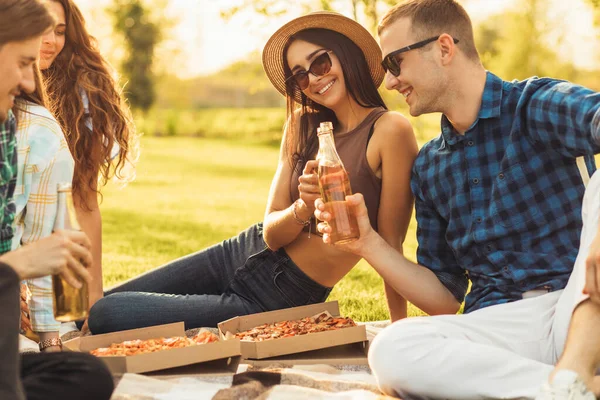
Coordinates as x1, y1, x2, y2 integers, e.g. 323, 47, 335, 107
292, 199, 311, 226
293, 200, 313, 239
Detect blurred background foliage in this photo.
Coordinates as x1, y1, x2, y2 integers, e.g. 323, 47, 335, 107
106, 0, 600, 144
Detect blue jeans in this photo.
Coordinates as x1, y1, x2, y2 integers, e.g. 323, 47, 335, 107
88, 223, 332, 334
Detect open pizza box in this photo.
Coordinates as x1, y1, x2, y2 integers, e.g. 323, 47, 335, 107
243, 341, 370, 368
218, 301, 367, 361
63, 322, 241, 375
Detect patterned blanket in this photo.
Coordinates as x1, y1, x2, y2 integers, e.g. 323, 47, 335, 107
111, 364, 397, 400
20, 321, 395, 399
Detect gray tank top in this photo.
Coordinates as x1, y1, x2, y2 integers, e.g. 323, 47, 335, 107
290, 107, 386, 231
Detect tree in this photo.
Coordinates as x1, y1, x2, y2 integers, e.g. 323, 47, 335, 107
588, 0, 600, 28
476, 0, 581, 83
221, 0, 397, 34
108, 0, 161, 113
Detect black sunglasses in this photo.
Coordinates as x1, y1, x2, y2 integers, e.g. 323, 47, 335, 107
381, 36, 459, 76
286, 51, 333, 91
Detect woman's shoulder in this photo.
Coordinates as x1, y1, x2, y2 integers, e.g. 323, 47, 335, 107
373, 110, 414, 138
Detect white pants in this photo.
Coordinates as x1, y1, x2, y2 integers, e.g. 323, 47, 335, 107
368, 170, 600, 400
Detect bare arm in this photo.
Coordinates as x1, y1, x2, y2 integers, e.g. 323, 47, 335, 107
584, 216, 600, 305
74, 184, 103, 309
360, 228, 461, 315
316, 194, 461, 315
371, 112, 418, 321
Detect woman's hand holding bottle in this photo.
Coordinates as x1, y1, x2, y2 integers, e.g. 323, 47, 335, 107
296, 159, 321, 219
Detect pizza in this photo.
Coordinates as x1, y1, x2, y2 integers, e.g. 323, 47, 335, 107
233, 312, 356, 342
90, 330, 219, 357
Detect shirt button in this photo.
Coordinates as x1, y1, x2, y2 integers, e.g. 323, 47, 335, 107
473, 178, 480, 184
476, 217, 482, 223
467, 141, 474, 146
503, 266, 509, 272
498, 173, 505, 180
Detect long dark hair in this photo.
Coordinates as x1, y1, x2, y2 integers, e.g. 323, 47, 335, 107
282, 28, 386, 167
42, 0, 138, 209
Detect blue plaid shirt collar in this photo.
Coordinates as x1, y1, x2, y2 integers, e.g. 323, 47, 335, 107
440, 72, 504, 147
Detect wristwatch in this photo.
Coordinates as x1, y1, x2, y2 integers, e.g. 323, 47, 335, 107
39, 337, 62, 351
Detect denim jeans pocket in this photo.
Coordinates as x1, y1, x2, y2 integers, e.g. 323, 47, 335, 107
234, 246, 270, 279
272, 256, 332, 308
272, 265, 315, 308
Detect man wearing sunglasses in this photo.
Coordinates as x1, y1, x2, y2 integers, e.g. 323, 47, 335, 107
315, 0, 600, 399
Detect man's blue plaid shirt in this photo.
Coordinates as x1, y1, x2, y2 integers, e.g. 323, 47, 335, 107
411, 72, 600, 313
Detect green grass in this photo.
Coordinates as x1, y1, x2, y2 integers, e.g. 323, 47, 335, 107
101, 136, 426, 322
133, 107, 441, 147
135, 108, 287, 146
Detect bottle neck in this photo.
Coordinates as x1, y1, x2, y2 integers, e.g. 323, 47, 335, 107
317, 132, 342, 167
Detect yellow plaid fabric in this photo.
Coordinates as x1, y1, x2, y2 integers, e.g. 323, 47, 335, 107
12, 101, 74, 332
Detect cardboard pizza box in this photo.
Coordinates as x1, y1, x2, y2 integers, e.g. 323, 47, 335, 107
242, 340, 369, 368
64, 322, 241, 375
218, 301, 367, 360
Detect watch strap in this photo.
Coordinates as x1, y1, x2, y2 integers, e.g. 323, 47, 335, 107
39, 337, 62, 351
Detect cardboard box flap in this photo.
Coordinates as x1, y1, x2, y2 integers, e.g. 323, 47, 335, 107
78, 322, 184, 352
63, 337, 81, 351
113, 339, 240, 374
244, 341, 369, 367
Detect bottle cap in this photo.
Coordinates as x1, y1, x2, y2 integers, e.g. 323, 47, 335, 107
317, 121, 333, 135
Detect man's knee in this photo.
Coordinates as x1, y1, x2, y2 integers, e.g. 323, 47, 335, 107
368, 318, 442, 397
68, 352, 114, 400
22, 352, 114, 400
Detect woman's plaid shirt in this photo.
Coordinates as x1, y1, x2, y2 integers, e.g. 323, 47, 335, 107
0, 110, 17, 254
411, 72, 600, 313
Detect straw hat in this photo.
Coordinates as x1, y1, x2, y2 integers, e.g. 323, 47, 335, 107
262, 11, 385, 104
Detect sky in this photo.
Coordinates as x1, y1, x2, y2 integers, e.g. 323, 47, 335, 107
77, 0, 598, 78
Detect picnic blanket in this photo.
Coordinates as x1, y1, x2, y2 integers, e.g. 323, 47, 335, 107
109, 321, 393, 399
19, 321, 394, 399
111, 364, 397, 400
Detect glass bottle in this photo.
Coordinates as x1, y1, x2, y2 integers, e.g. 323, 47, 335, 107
316, 122, 359, 244
52, 183, 89, 322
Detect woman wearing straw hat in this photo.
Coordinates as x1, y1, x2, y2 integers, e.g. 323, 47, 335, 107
87, 11, 418, 334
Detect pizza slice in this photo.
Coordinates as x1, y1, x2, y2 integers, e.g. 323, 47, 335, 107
90, 329, 219, 357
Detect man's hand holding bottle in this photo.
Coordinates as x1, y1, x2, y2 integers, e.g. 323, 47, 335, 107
1, 230, 93, 288
314, 193, 383, 257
